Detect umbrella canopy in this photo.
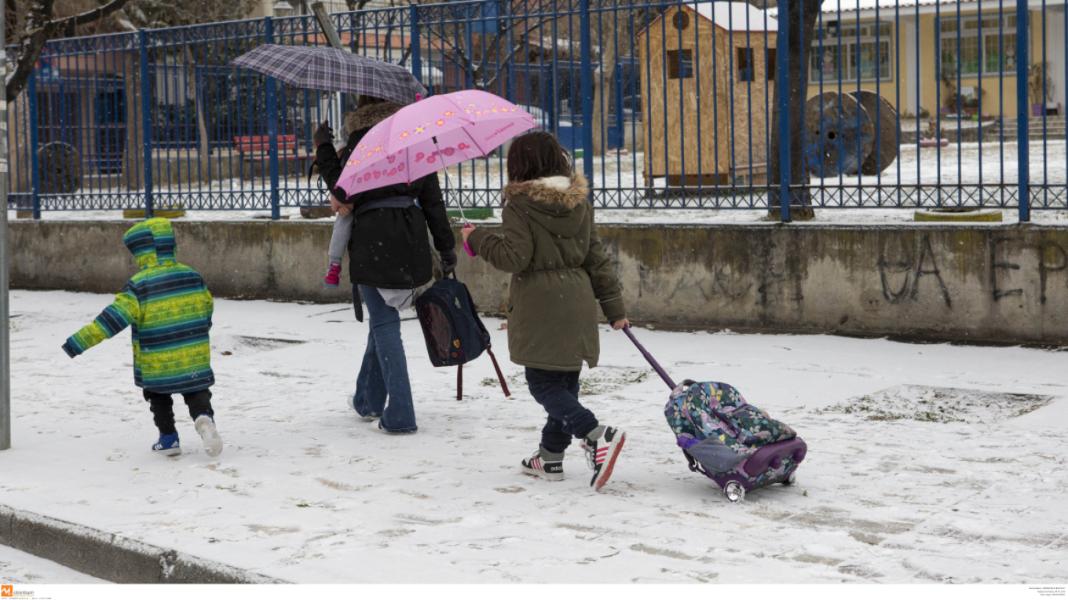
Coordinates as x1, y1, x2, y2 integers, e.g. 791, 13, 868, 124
231, 44, 426, 105
335, 90, 536, 197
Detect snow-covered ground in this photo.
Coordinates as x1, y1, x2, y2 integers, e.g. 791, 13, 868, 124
2, 290, 1067, 583
0, 544, 104, 583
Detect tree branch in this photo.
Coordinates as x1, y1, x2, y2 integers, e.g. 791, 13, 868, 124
57, 0, 131, 29
481, 15, 555, 90
6, 0, 132, 102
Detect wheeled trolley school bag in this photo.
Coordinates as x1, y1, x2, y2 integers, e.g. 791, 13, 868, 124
623, 327, 806, 502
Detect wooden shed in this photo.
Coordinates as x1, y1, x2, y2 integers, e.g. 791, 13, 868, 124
638, 2, 777, 187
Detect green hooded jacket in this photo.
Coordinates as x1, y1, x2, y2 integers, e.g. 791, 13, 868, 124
62, 218, 215, 394
467, 174, 625, 371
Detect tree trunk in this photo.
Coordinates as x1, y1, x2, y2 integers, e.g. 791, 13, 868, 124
590, 14, 618, 156
122, 51, 144, 190
768, 0, 821, 220
184, 46, 211, 181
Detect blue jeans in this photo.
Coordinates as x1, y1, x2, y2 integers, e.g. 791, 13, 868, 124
525, 367, 598, 454
352, 285, 417, 433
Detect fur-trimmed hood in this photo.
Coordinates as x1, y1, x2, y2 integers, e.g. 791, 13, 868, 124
502, 174, 588, 209
344, 101, 403, 134
504, 174, 590, 238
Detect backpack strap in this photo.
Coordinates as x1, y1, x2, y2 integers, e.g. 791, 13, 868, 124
486, 347, 511, 398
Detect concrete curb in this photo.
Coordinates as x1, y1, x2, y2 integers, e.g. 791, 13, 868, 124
0, 504, 286, 583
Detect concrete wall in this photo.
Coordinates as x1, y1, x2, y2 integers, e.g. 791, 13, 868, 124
7, 220, 1068, 345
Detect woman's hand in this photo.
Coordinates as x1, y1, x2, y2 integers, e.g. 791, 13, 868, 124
330, 195, 351, 216
461, 223, 476, 243
611, 318, 631, 330
313, 121, 334, 148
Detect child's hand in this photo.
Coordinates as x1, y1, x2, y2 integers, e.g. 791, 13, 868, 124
611, 318, 631, 330
461, 224, 476, 243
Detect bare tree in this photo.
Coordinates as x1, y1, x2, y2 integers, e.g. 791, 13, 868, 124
5, 0, 131, 102
419, 0, 557, 92
121, 0, 257, 180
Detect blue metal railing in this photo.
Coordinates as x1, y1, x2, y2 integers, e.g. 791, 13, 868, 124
4, 0, 1066, 220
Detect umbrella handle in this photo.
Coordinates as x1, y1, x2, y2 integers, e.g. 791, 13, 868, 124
433, 135, 474, 245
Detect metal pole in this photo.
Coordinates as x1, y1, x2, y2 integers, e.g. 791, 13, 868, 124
578, 0, 594, 197
410, 5, 422, 88
2, 7, 12, 450
139, 30, 154, 217
1016, 0, 1030, 222
265, 17, 281, 221
775, 0, 792, 222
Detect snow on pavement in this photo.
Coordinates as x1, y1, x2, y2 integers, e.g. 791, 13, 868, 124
2, 290, 1067, 583
0, 544, 104, 583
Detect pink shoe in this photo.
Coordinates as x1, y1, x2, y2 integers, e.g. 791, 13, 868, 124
323, 262, 341, 287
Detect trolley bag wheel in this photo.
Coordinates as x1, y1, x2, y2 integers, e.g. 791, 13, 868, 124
723, 480, 746, 503
803, 91, 874, 178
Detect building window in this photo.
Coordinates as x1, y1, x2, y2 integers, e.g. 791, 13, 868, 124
939, 14, 1017, 76
809, 21, 892, 82
667, 49, 694, 79
737, 47, 754, 82
766, 48, 776, 81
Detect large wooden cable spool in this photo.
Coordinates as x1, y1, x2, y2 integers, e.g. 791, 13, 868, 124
803, 91, 874, 178
38, 142, 82, 194
850, 90, 899, 175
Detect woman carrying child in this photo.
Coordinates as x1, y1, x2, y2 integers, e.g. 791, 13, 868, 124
462, 131, 628, 490
313, 96, 456, 434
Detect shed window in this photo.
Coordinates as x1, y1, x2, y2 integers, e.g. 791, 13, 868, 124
765, 48, 776, 81
667, 49, 694, 79
737, 47, 754, 82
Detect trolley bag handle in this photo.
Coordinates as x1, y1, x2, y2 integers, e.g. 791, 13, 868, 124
622, 325, 677, 390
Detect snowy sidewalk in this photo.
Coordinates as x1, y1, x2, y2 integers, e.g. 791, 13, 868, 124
3, 290, 1067, 583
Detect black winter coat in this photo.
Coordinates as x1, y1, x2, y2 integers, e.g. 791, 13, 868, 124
315, 102, 455, 290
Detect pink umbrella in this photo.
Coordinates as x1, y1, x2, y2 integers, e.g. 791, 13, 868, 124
334, 89, 536, 208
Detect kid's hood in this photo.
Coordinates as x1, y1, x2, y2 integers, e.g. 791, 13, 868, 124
502, 174, 589, 238
123, 217, 177, 269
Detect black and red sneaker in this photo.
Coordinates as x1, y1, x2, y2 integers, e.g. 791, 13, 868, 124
582, 426, 626, 491
521, 450, 564, 481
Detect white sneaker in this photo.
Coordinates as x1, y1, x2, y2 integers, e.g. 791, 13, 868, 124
520, 449, 564, 481
581, 426, 626, 491
194, 415, 224, 458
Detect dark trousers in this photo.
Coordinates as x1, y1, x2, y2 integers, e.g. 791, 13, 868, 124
525, 367, 599, 454
144, 389, 214, 435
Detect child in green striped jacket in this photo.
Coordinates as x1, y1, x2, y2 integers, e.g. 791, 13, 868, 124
62, 218, 222, 458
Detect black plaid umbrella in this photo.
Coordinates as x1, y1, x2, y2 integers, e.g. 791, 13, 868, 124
231, 44, 426, 105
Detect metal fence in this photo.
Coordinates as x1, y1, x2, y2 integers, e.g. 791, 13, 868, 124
4, 0, 1066, 220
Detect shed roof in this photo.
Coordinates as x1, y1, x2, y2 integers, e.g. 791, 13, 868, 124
641, 2, 778, 35
768, 0, 1064, 18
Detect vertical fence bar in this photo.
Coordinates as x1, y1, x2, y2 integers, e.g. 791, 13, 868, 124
265, 17, 281, 220
28, 72, 40, 219
775, 0, 792, 222
410, 5, 422, 87
1, 22, 11, 451
1016, 0, 1030, 221
579, 0, 594, 194
139, 30, 154, 217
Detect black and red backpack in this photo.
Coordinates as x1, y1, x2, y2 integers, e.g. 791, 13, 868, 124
415, 275, 510, 400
